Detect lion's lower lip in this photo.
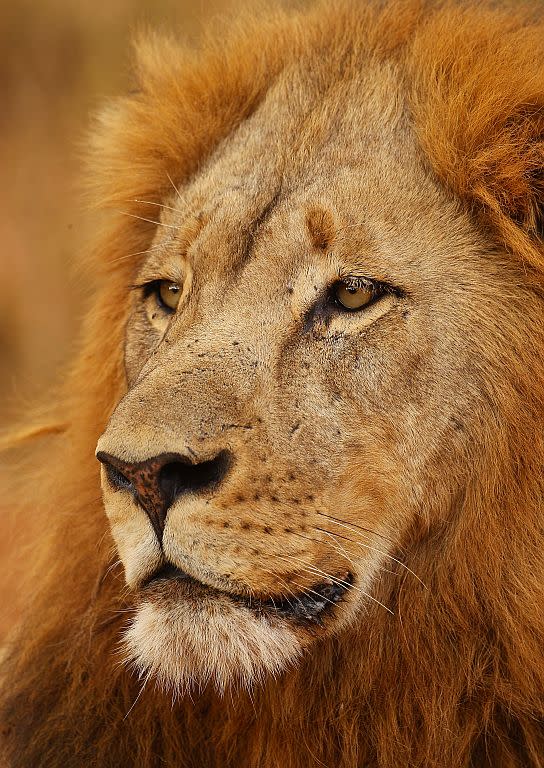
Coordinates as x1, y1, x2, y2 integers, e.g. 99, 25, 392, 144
142, 564, 352, 623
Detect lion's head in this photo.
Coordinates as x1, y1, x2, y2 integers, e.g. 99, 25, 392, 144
95, 47, 520, 692
2, 1, 544, 766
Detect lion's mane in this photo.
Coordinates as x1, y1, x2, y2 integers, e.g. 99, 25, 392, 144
1, 2, 544, 767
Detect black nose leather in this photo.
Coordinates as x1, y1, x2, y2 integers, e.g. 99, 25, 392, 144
96, 450, 230, 543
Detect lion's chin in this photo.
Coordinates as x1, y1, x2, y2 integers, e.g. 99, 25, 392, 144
122, 575, 305, 694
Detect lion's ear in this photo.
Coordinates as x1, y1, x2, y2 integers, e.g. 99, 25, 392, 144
410, 3, 544, 275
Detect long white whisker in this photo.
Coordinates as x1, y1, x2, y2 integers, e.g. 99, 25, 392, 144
288, 528, 405, 581
166, 170, 184, 203
260, 567, 337, 610
304, 562, 394, 615
117, 210, 180, 229
132, 198, 179, 212
124, 669, 151, 720
265, 557, 337, 608
260, 568, 298, 610
110, 242, 168, 264
319, 528, 358, 570
288, 525, 410, 584
314, 521, 427, 589
319, 528, 401, 581
315, 510, 397, 546
102, 559, 123, 581
291, 580, 337, 608
275, 554, 394, 615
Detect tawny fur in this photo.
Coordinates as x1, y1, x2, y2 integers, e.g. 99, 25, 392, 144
1, 2, 544, 767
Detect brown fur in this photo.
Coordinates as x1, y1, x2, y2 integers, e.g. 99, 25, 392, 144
1, 1, 544, 766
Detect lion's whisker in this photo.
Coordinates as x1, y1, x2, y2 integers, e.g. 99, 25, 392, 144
313, 523, 427, 589
96, 530, 111, 551
324, 535, 400, 583
286, 524, 409, 584
318, 529, 402, 582
315, 510, 397, 546
132, 198, 179, 212
274, 554, 394, 615
288, 528, 404, 583
102, 558, 123, 581
318, 528, 358, 570
117, 210, 181, 229
110, 242, 167, 264
260, 567, 298, 610
123, 668, 151, 721
166, 170, 184, 203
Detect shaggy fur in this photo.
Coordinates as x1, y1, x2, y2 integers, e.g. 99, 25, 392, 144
1, 1, 544, 766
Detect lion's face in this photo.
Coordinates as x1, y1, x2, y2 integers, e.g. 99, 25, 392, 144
96, 64, 512, 692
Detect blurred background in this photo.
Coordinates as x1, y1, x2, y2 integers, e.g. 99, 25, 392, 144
0, 0, 249, 428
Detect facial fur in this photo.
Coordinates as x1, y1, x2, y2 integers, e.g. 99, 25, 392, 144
97, 55, 537, 692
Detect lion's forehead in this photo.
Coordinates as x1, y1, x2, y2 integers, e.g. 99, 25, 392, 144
150, 60, 473, 291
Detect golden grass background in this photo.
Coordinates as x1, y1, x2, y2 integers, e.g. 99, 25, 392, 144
0, 0, 248, 427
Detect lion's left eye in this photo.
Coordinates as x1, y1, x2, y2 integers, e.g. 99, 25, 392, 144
333, 280, 378, 311
155, 280, 181, 312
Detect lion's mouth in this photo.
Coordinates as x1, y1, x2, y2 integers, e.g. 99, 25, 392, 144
142, 564, 352, 624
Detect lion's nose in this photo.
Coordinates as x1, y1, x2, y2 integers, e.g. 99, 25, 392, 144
96, 450, 231, 543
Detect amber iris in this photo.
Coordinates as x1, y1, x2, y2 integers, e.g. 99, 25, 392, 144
335, 282, 375, 310
158, 281, 181, 311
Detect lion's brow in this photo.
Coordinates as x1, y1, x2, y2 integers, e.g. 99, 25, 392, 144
305, 205, 337, 252
239, 199, 338, 272
238, 186, 283, 268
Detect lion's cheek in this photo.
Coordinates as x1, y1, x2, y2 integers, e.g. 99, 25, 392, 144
101, 491, 162, 587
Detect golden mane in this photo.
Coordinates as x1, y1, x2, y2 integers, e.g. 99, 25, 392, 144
1, 1, 543, 766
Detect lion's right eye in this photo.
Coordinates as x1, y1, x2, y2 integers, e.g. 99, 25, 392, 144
143, 280, 182, 313
334, 281, 375, 310
157, 281, 182, 311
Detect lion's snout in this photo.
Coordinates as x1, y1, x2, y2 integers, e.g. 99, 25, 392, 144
96, 449, 231, 543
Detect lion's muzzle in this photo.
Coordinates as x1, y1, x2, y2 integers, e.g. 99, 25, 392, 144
96, 449, 231, 543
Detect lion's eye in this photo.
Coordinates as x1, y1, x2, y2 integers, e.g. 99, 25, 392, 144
156, 281, 181, 312
334, 280, 376, 311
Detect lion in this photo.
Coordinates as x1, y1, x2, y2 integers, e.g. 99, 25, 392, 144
1, 0, 543, 766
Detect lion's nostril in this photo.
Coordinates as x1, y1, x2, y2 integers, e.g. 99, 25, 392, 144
97, 449, 231, 543
159, 453, 229, 506
102, 462, 134, 493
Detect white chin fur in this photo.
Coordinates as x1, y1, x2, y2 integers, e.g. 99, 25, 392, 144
123, 596, 303, 695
